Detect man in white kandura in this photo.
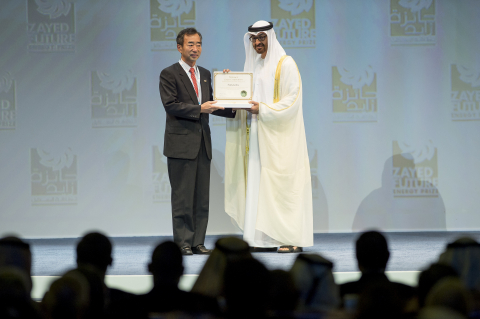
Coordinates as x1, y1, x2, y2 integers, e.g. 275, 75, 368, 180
224, 20, 313, 253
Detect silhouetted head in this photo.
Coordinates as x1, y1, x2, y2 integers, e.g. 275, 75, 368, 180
42, 271, 90, 319
190, 237, 252, 298
224, 258, 270, 318
356, 230, 390, 273
438, 236, 480, 292
418, 263, 459, 308
76, 232, 112, 276
0, 236, 32, 292
148, 241, 183, 286
62, 268, 105, 319
425, 277, 472, 317
290, 253, 340, 312
0, 267, 39, 319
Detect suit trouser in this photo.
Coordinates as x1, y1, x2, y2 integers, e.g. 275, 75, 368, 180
167, 134, 210, 248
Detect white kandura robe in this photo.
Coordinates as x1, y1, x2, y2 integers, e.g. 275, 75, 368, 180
225, 56, 313, 247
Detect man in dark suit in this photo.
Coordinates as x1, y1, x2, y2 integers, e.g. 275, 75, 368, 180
137, 241, 219, 317
159, 28, 235, 255
340, 230, 414, 310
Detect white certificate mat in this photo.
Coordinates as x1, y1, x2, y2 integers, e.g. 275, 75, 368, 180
213, 72, 253, 108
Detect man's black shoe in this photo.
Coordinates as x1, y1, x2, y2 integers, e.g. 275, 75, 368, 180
181, 246, 193, 255
192, 244, 211, 254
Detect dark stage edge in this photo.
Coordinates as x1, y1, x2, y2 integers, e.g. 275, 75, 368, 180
28, 232, 480, 276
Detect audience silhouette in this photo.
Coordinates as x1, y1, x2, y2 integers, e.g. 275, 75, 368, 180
137, 240, 219, 317
340, 230, 415, 314
1, 230, 480, 318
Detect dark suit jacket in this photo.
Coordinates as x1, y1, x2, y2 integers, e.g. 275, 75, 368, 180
340, 272, 414, 307
159, 62, 235, 160
136, 285, 220, 317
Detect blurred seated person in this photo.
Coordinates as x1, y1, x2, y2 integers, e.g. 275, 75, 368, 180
191, 237, 252, 299
290, 253, 340, 313
137, 241, 219, 317
0, 236, 33, 293
417, 263, 458, 308
224, 258, 271, 319
267, 269, 299, 318
354, 282, 405, 319
41, 271, 90, 319
340, 230, 414, 311
438, 236, 480, 313
423, 277, 472, 319
76, 231, 136, 318
0, 267, 41, 319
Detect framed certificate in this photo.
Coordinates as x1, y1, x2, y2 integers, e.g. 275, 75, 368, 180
213, 72, 253, 108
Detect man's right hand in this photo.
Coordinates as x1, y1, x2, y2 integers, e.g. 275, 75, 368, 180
201, 101, 225, 114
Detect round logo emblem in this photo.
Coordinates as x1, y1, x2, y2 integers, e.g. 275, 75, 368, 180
241, 90, 247, 97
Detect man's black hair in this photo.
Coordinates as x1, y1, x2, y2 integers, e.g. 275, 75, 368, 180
149, 241, 183, 275
76, 232, 112, 271
356, 230, 390, 271
176, 28, 202, 46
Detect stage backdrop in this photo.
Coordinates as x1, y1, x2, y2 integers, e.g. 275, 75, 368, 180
0, 0, 479, 238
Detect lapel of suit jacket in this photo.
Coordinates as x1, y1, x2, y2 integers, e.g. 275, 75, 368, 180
176, 63, 199, 105
199, 68, 209, 104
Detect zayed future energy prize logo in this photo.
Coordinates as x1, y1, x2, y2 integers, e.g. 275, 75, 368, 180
271, 0, 315, 48
150, 0, 196, 51
31, 148, 77, 205
332, 66, 377, 122
451, 64, 480, 121
390, 0, 435, 46
27, 0, 75, 52
392, 141, 438, 198
91, 70, 138, 128
152, 146, 170, 203
0, 72, 16, 130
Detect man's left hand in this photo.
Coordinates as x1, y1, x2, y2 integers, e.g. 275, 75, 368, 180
247, 101, 259, 114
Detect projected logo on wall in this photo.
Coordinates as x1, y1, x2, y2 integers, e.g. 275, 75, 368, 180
31, 148, 77, 205
271, 0, 315, 48
332, 66, 377, 122
91, 70, 138, 128
0, 72, 15, 130
27, 0, 75, 52
150, 0, 196, 51
451, 64, 480, 121
153, 146, 170, 203
392, 141, 438, 198
390, 0, 435, 46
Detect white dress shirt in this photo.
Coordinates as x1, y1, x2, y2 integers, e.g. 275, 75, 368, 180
179, 59, 202, 104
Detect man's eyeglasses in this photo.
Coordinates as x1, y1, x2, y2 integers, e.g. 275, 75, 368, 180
249, 34, 267, 43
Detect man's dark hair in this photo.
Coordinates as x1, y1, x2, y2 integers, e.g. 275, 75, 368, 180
149, 241, 183, 277
356, 230, 390, 271
176, 28, 202, 46
76, 232, 112, 272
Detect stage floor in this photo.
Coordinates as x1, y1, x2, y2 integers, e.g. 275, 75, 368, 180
29, 231, 480, 276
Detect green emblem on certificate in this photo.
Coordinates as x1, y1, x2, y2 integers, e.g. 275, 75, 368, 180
241, 90, 247, 97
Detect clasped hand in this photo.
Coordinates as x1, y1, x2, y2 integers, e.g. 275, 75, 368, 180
223, 69, 259, 114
